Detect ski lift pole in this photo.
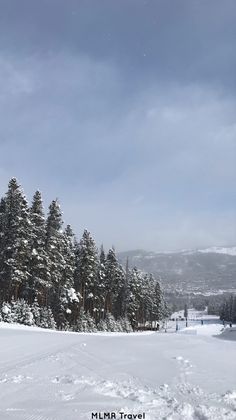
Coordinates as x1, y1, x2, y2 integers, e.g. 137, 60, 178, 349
176, 318, 178, 332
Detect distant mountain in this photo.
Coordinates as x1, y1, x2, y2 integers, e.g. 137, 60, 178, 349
118, 247, 236, 294
197, 246, 236, 256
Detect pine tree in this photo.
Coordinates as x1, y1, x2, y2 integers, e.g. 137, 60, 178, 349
100, 244, 106, 266
74, 229, 99, 315
127, 267, 144, 328
97, 318, 108, 332
105, 313, 119, 332
45, 199, 65, 317
1, 302, 13, 323
153, 279, 162, 322
86, 312, 97, 332
53, 225, 78, 328
141, 273, 154, 328
104, 248, 126, 318
0, 178, 32, 302
96, 245, 107, 321
0, 197, 6, 250
40, 306, 56, 329
29, 191, 48, 304
31, 298, 41, 326
119, 316, 133, 333
160, 295, 170, 321
0, 197, 6, 303
220, 295, 236, 323
184, 303, 188, 320
232, 296, 236, 323
11, 299, 34, 326
76, 308, 88, 332
62, 225, 76, 291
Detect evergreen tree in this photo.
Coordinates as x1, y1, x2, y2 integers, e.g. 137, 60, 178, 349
232, 296, 236, 323
40, 306, 56, 329
85, 312, 97, 332
119, 316, 133, 333
62, 225, 76, 291
74, 229, 99, 315
160, 295, 170, 321
127, 267, 144, 328
104, 247, 126, 318
97, 318, 108, 332
0, 178, 32, 302
0, 197, 6, 252
11, 299, 34, 326
31, 298, 41, 327
142, 273, 155, 327
29, 191, 48, 304
184, 303, 188, 319
105, 313, 120, 332
100, 244, 106, 266
220, 295, 236, 323
76, 308, 86, 332
0, 197, 6, 303
96, 245, 107, 321
45, 199, 65, 315
153, 279, 162, 322
54, 225, 79, 328
1, 302, 13, 323
228, 295, 234, 322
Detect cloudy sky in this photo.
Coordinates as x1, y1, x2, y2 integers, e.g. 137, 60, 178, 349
0, 0, 235, 252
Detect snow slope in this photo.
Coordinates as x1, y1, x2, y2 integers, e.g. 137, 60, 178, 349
0, 324, 236, 420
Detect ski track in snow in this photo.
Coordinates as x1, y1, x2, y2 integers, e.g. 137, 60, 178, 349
0, 327, 236, 420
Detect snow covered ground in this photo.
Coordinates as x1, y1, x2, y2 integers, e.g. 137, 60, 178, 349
0, 323, 236, 420
170, 308, 220, 321
168, 308, 222, 333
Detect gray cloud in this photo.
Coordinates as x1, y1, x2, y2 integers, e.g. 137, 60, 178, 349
0, 1, 235, 251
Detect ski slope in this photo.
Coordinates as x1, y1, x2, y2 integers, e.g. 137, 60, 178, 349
0, 323, 236, 420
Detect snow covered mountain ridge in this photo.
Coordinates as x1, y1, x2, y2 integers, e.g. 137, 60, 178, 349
140, 246, 236, 257
196, 246, 236, 256
118, 247, 236, 294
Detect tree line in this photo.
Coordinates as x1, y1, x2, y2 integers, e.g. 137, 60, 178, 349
220, 295, 236, 323
0, 178, 168, 332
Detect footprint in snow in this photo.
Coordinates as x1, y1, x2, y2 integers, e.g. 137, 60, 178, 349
57, 391, 75, 401
0, 375, 32, 384
173, 356, 193, 368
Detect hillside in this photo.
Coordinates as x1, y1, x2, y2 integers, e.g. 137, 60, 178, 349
118, 247, 236, 294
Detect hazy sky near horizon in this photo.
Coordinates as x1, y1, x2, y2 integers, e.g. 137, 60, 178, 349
0, 0, 236, 252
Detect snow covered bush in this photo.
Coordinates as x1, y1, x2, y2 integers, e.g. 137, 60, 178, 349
39, 307, 56, 329
76, 309, 97, 332
96, 314, 133, 333
97, 318, 108, 332
119, 317, 133, 333
0, 299, 56, 330
105, 313, 120, 332
11, 300, 34, 326
31, 299, 41, 327
1, 302, 13, 323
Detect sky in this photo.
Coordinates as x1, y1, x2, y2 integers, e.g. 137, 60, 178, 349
0, 0, 235, 252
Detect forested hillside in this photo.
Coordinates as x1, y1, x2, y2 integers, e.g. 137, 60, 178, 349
118, 249, 236, 294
